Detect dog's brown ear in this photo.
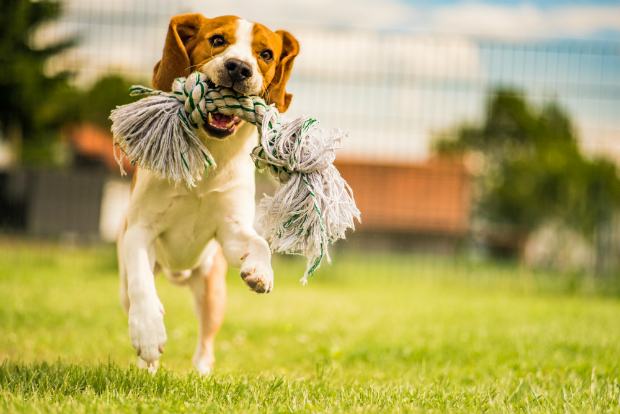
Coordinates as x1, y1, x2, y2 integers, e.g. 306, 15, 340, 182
265, 30, 299, 113
152, 14, 205, 92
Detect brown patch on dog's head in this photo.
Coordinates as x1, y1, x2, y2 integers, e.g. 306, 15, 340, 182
152, 14, 203, 91
254, 27, 299, 113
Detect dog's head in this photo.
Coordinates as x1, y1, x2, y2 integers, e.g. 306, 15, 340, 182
152, 14, 300, 139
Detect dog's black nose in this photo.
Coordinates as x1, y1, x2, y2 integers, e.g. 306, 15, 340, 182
224, 58, 252, 83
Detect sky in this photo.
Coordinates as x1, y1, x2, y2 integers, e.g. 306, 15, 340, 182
403, 0, 619, 6
54, 0, 620, 39
168, 0, 620, 39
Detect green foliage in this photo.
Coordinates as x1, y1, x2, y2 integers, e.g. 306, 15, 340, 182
437, 90, 620, 237
0, 1, 140, 165
16, 74, 141, 165
0, 0, 76, 163
79, 75, 142, 129
1, 241, 620, 412
40, 75, 141, 129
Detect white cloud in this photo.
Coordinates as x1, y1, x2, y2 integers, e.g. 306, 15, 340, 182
56, 0, 620, 43
180, 0, 620, 39
183, 0, 418, 31
429, 3, 620, 39
292, 29, 481, 80
284, 29, 482, 162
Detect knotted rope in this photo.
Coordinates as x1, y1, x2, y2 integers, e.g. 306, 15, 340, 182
110, 72, 360, 283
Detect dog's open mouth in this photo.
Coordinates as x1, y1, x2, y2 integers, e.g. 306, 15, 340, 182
202, 80, 243, 139
204, 111, 242, 139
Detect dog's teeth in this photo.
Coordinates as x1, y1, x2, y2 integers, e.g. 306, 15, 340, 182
208, 112, 213, 124
226, 120, 235, 128
214, 84, 219, 88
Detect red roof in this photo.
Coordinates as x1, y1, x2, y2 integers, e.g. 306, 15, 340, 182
335, 157, 471, 236
65, 123, 135, 174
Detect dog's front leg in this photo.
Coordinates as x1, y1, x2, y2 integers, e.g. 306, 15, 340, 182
123, 224, 167, 364
217, 220, 273, 294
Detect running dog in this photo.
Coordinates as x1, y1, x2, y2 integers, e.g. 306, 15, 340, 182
117, 14, 299, 374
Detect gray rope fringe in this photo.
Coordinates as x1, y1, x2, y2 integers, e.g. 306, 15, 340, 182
110, 72, 361, 283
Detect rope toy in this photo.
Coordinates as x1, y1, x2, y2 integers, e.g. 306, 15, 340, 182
110, 72, 360, 283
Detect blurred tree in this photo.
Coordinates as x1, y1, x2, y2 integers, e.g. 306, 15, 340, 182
437, 90, 620, 273
79, 76, 140, 130
0, 0, 141, 165
36, 75, 140, 132
0, 0, 76, 164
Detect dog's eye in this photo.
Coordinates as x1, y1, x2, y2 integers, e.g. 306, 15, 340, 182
210, 35, 225, 47
260, 49, 273, 61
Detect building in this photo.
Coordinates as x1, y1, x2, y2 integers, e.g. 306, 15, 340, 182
334, 157, 472, 254
0, 124, 473, 251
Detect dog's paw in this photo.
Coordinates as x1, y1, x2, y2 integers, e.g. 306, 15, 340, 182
240, 257, 273, 294
137, 357, 159, 374
128, 297, 167, 364
192, 353, 214, 376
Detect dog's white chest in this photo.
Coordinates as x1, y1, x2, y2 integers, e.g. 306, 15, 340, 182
130, 148, 256, 272
153, 190, 220, 270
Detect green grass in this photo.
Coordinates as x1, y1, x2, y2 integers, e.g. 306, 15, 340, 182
1, 238, 620, 412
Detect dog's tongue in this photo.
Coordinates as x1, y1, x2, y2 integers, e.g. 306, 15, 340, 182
211, 112, 234, 129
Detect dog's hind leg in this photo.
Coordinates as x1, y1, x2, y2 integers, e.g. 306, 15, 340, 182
118, 218, 130, 315
187, 241, 228, 375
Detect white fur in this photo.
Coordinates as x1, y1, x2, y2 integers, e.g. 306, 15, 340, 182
119, 18, 274, 367
121, 122, 273, 366
200, 19, 262, 95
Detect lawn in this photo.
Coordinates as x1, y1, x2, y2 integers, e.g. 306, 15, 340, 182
1, 238, 619, 413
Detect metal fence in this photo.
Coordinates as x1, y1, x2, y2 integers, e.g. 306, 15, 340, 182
43, 1, 620, 163
6, 0, 620, 273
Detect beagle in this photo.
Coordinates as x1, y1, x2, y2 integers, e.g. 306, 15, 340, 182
117, 14, 299, 374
